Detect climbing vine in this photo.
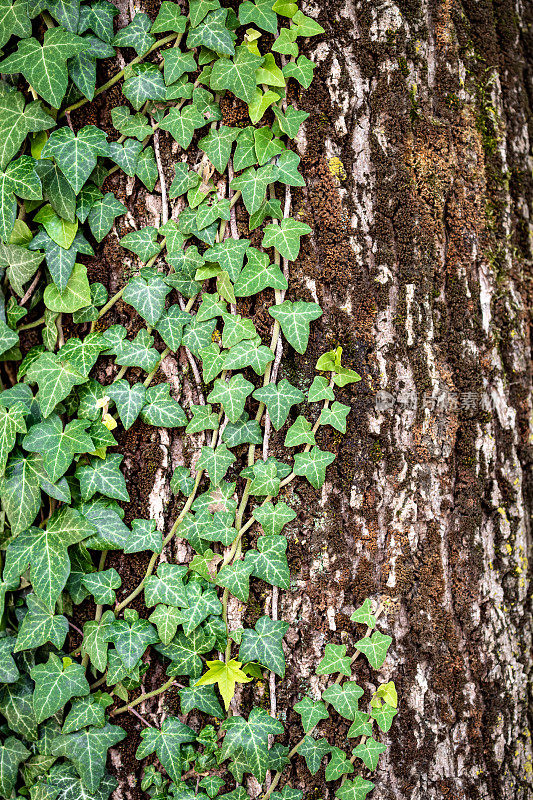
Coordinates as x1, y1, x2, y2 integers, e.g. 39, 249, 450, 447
0, 2, 397, 799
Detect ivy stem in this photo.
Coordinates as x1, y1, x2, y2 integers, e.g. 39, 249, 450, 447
60, 33, 179, 118
111, 676, 176, 715
18, 315, 45, 331
259, 605, 385, 800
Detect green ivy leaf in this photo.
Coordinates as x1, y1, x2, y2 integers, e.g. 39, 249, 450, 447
13, 594, 68, 653
160, 104, 206, 148
253, 379, 304, 430
273, 150, 305, 187
221, 707, 283, 782
107, 380, 146, 430
347, 711, 373, 738
294, 696, 329, 733
189, 0, 220, 27
247, 534, 289, 587
152, 1, 187, 33
160, 628, 215, 679
238, 0, 277, 33
0, 91, 54, 172
0, 637, 19, 683
207, 374, 254, 423
81, 568, 121, 604
0, 676, 38, 740
0, 0, 32, 49
144, 563, 188, 607
216, 559, 254, 602
22, 413, 93, 482
335, 777, 375, 800
291, 10, 325, 36
187, 7, 235, 56
186, 403, 219, 434
283, 55, 316, 88
316, 643, 351, 676
222, 414, 263, 447
256, 52, 286, 88
0, 241, 43, 297
196, 658, 251, 711
230, 164, 274, 214
137, 716, 196, 782
0, 737, 30, 797
325, 747, 354, 781
252, 501, 296, 535
0, 401, 27, 477
199, 125, 240, 173
269, 299, 321, 354
111, 105, 152, 140
43, 262, 91, 313
322, 682, 363, 720
370, 702, 397, 732
62, 696, 106, 734
125, 518, 163, 554
272, 27, 298, 56
284, 414, 315, 447
238, 615, 288, 676
34, 204, 78, 250
163, 47, 196, 84
155, 304, 191, 349
123, 272, 170, 324
350, 599, 376, 628
88, 192, 126, 242
81, 612, 114, 673
121, 226, 161, 261
148, 604, 183, 645
113, 12, 154, 55
123, 62, 166, 109
107, 614, 158, 670
297, 735, 331, 775
41, 125, 109, 194
293, 446, 336, 489
210, 46, 262, 103
51, 724, 127, 793
234, 248, 287, 296
200, 344, 225, 382
0, 28, 88, 108
273, 106, 309, 138
31, 653, 90, 724
181, 317, 216, 356
141, 383, 188, 428
355, 630, 392, 669
59, 331, 105, 375
352, 736, 387, 771
76, 453, 130, 502
204, 238, 250, 282
248, 88, 280, 124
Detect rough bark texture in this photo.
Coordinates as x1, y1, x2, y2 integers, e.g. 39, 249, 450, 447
66, 0, 533, 798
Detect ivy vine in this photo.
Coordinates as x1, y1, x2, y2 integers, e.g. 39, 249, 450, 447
0, 1, 397, 799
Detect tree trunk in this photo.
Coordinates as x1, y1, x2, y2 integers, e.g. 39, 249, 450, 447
73, 1, 533, 798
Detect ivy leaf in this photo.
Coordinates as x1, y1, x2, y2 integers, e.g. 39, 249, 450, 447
159, 628, 215, 679
325, 747, 354, 781
210, 46, 262, 103
121, 226, 161, 262
238, 616, 288, 676
88, 192, 126, 242
222, 414, 263, 447
22, 413, 93, 482
294, 696, 329, 733
253, 379, 304, 430
160, 104, 206, 148
81, 568, 121, 604
346, 711, 373, 738
308, 375, 334, 403
0, 676, 38, 740
0, 737, 30, 797
141, 384, 188, 428
156, 304, 191, 350
137, 716, 196, 782
144, 563, 188, 607
81, 613, 114, 673
316, 643, 351, 676
252, 501, 296, 535
273, 106, 309, 138
41, 125, 109, 194
248, 88, 280, 125
189, 0, 220, 27
31, 653, 90, 724
196, 658, 251, 711
0, 0, 31, 49
322, 682, 363, 720
297, 735, 331, 775
0, 401, 27, 477
59, 331, 105, 375
0, 28, 88, 108
216, 559, 254, 602
199, 124, 241, 175
43, 262, 92, 313
238, 0, 277, 33
107, 615, 158, 670
76, 453, 130, 502
125, 518, 163, 554
350, 599, 376, 629
113, 12, 154, 55
293, 446, 336, 489
122, 62, 166, 109
0, 451, 42, 533
320, 401, 350, 433
273, 150, 305, 187
113, 328, 160, 372
0, 637, 19, 683
181, 317, 216, 357
247, 459, 279, 497
230, 164, 274, 215
180, 682, 223, 718
62, 696, 106, 734
187, 8, 235, 56
272, 27, 298, 56
200, 344, 225, 383
269, 299, 321, 354
51, 724, 127, 793
13, 594, 68, 653
262, 219, 311, 262
183, 582, 222, 634
107, 380, 146, 430
111, 105, 152, 140
254, 126, 285, 165
370, 702, 397, 732
222, 707, 283, 783
246, 535, 289, 587
34, 204, 78, 249
291, 9, 325, 36
0, 91, 54, 172
284, 415, 315, 447
256, 52, 285, 88
152, 1, 187, 33
123, 273, 170, 325
207, 374, 254, 423
204, 238, 250, 283
352, 737, 387, 771
186, 403, 219, 434
0, 240, 43, 297
283, 55, 316, 88
234, 248, 287, 296
355, 630, 392, 669
148, 604, 183, 645
335, 777, 375, 800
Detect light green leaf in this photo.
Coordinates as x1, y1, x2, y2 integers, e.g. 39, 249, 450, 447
253, 379, 304, 430
272, 27, 298, 56
51, 724, 126, 793
34, 204, 78, 249
335, 777, 375, 800
41, 125, 109, 194
308, 375, 334, 402
248, 88, 280, 124
355, 630, 392, 669
113, 12, 154, 55
121, 226, 161, 262
210, 45, 262, 103
14, 594, 68, 653
0, 400, 26, 476
350, 598, 376, 628
263, 219, 312, 263
81, 568, 121, 604
107, 380, 146, 430
31, 653, 90, 724
294, 696, 328, 733
352, 736, 387, 771
141, 383, 188, 428
196, 658, 251, 711
282, 55, 316, 88
0, 28, 88, 108
273, 105, 309, 138
186, 403, 219, 434
284, 414, 315, 447
316, 643, 351, 676
291, 10, 325, 36
293, 446, 336, 489
207, 374, 254, 423
256, 52, 285, 87
248, 459, 280, 497
0, 240, 43, 297
325, 747, 354, 781
43, 261, 91, 312
152, 1, 187, 33
204, 238, 250, 282
322, 682, 363, 720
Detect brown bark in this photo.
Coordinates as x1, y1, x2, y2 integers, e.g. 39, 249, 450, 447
70, 0, 533, 798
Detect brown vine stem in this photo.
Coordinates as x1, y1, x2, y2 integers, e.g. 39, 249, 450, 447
260, 605, 385, 800
60, 33, 179, 118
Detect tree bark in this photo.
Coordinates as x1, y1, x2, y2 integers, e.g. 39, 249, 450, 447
74, 0, 533, 798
